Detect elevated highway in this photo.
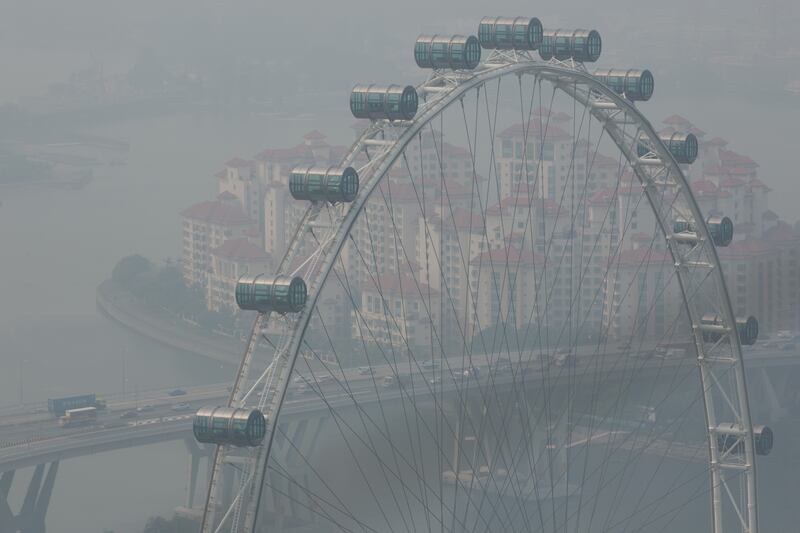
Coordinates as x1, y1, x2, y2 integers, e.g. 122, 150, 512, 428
1, 346, 797, 473
0, 347, 797, 531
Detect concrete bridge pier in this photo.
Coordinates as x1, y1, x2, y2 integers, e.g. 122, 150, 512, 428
0, 461, 59, 533
175, 437, 214, 520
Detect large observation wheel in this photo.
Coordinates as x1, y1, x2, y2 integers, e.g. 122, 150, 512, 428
200, 28, 763, 533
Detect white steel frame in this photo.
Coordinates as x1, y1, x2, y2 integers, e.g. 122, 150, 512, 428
200, 53, 759, 533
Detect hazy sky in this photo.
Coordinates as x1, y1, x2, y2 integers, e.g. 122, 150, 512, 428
1, 2, 799, 531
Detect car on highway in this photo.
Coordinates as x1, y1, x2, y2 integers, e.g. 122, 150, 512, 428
171, 403, 191, 411
382, 375, 410, 388
120, 410, 138, 419
168, 389, 187, 397
289, 383, 310, 398
136, 405, 154, 413
357, 366, 374, 375
553, 353, 576, 367
656, 348, 686, 359
493, 357, 512, 373
465, 365, 481, 378
316, 374, 334, 385
493, 362, 513, 373
421, 360, 439, 369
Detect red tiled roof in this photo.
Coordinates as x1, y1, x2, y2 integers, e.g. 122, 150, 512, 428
470, 245, 540, 266
589, 189, 614, 205
211, 238, 269, 262
662, 114, 692, 126
725, 166, 756, 176
691, 180, 719, 194
303, 130, 326, 140
748, 179, 769, 191
442, 141, 470, 159
689, 126, 706, 137
180, 198, 253, 226
717, 239, 773, 258
720, 176, 746, 188
706, 136, 728, 147
703, 165, 725, 176
217, 191, 238, 201
719, 149, 758, 168
486, 195, 534, 215
762, 209, 779, 221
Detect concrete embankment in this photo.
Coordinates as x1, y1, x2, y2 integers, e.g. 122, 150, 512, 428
96, 279, 242, 365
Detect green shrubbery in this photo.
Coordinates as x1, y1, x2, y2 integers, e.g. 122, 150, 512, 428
111, 254, 235, 334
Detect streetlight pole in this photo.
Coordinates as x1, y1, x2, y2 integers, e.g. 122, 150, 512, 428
18, 358, 24, 405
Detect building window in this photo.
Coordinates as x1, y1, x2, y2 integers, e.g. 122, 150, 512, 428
502, 140, 513, 158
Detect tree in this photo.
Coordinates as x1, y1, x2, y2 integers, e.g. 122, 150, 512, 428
111, 254, 152, 286
142, 515, 196, 533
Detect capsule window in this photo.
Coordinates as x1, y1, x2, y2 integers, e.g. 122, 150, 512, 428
414, 42, 428, 64
350, 92, 364, 114
495, 23, 512, 45
639, 71, 654, 99
401, 88, 418, 118
465, 37, 481, 67
253, 281, 270, 304
478, 23, 492, 44
555, 36, 570, 58
289, 279, 307, 309
289, 172, 304, 196
367, 92, 384, 114
528, 21, 543, 47
249, 413, 265, 442
342, 169, 359, 199
431, 42, 449, 64
450, 41, 465, 63
307, 173, 325, 196
539, 35, 554, 59
511, 23, 528, 47
587, 32, 602, 60
386, 92, 401, 114
573, 35, 586, 55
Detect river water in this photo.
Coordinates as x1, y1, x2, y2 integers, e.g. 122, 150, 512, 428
1, 80, 798, 531
0, 108, 348, 532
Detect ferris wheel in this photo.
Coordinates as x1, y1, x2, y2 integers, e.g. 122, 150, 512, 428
194, 16, 771, 533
